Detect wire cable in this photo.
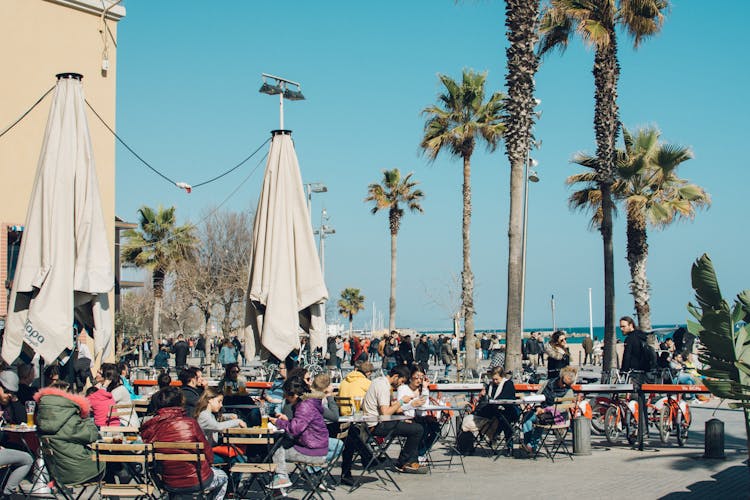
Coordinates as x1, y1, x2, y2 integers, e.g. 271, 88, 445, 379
85, 99, 270, 190
0, 86, 55, 140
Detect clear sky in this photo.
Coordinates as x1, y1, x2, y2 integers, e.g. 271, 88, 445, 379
113, 1, 750, 332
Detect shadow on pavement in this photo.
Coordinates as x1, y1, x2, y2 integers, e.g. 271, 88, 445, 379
658, 464, 749, 499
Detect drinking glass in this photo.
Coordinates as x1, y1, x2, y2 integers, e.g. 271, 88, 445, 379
353, 397, 363, 416
25, 401, 35, 426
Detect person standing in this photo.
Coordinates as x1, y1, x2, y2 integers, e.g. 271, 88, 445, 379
399, 335, 414, 366
218, 339, 238, 369
620, 316, 656, 383
172, 334, 190, 371
440, 337, 455, 378
545, 331, 570, 380
415, 336, 430, 372
582, 335, 594, 365
335, 336, 344, 370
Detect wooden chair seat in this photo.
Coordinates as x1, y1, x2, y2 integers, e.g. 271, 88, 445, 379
230, 463, 276, 474
100, 484, 155, 496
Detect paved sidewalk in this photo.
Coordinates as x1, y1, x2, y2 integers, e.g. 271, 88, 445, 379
343, 402, 748, 500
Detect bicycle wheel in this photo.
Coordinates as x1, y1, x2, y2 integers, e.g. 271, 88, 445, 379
591, 402, 608, 434
658, 405, 671, 444
604, 406, 621, 444
676, 409, 688, 446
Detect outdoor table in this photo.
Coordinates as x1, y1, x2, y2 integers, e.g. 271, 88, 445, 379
429, 383, 483, 392
415, 405, 465, 472
342, 413, 411, 492
1, 424, 46, 496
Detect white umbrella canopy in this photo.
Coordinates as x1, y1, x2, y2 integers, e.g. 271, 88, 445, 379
2, 73, 114, 365
244, 130, 328, 361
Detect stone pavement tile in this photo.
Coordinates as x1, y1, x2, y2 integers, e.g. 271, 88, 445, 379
343, 404, 748, 500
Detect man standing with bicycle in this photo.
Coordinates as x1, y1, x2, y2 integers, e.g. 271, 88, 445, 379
620, 316, 657, 383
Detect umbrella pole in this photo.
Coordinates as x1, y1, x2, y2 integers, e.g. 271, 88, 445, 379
39, 358, 45, 388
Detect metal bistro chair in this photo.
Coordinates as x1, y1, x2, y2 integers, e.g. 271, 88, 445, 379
151, 441, 212, 499
533, 396, 576, 462
37, 436, 99, 500
222, 427, 279, 499
91, 442, 156, 499
108, 403, 140, 428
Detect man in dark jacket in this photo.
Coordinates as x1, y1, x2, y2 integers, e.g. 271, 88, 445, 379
178, 367, 205, 418
399, 336, 414, 366
582, 335, 594, 365
172, 335, 189, 370
415, 336, 430, 371
620, 316, 655, 382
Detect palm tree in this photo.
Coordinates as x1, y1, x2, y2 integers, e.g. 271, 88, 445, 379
421, 70, 505, 372
567, 125, 710, 332
338, 288, 366, 335
502, 0, 541, 374
539, 0, 669, 375
121, 205, 197, 349
365, 168, 424, 331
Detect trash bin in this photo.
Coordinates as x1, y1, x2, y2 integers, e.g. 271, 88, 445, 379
573, 416, 591, 456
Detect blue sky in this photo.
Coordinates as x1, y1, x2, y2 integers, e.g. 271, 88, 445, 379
113, 1, 749, 332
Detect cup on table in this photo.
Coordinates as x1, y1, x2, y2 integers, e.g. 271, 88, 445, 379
113, 433, 124, 444
25, 401, 35, 426
353, 397, 363, 416
260, 403, 269, 428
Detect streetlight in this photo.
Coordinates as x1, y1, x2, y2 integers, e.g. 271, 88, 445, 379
305, 182, 328, 222
314, 208, 335, 322
259, 73, 305, 130
519, 152, 540, 336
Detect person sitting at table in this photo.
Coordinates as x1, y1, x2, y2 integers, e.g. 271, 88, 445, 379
0, 369, 25, 424
195, 387, 246, 464
475, 366, 519, 453
35, 381, 106, 487
267, 378, 332, 491
218, 363, 260, 426
0, 442, 33, 496
43, 365, 61, 387
180, 366, 206, 419
103, 363, 139, 427
338, 361, 375, 485
311, 373, 343, 463
278, 367, 311, 418
141, 386, 228, 499
396, 365, 440, 463
146, 371, 172, 415
16, 363, 38, 406
362, 365, 426, 474
86, 365, 119, 427
263, 363, 287, 416
522, 366, 577, 453
118, 362, 141, 401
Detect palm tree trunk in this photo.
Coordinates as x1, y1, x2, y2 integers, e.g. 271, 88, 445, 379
593, 32, 620, 379
626, 208, 651, 331
152, 269, 165, 350
349, 313, 353, 336
505, 156, 525, 374
462, 155, 476, 372
389, 231, 397, 332
503, 0, 539, 376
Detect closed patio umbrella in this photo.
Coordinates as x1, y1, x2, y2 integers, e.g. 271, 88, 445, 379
2, 73, 114, 365
244, 130, 328, 361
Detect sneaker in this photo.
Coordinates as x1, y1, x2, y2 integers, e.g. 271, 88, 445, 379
395, 462, 427, 474
270, 476, 292, 489
417, 455, 428, 464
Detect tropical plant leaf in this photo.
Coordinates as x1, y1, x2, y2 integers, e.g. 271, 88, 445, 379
691, 254, 723, 310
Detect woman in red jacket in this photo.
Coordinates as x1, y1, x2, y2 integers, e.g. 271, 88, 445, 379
140, 387, 228, 499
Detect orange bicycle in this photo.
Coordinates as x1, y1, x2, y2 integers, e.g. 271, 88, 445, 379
657, 392, 691, 446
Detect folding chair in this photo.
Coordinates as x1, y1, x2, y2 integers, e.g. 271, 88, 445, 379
151, 441, 212, 499
288, 454, 334, 500
533, 397, 575, 462
350, 423, 401, 493
222, 427, 278, 499
91, 442, 155, 499
0, 464, 11, 494
334, 396, 353, 415
37, 436, 99, 500
108, 403, 140, 427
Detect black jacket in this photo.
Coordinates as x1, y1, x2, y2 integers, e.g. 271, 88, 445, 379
181, 385, 202, 418
399, 340, 414, 365
621, 330, 652, 372
172, 340, 189, 367
415, 342, 430, 363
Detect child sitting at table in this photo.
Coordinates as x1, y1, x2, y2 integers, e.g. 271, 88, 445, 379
195, 387, 246, 464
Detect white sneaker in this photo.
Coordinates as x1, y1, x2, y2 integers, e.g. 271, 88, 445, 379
418, 455, 428, 464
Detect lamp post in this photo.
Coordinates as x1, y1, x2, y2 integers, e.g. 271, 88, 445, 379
519, 152, 540, 336
305, 182, 328, 222
258, 73, 305, 130
314, 208, 335, 323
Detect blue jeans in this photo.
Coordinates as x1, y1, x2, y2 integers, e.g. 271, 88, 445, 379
522, 412, 540, 449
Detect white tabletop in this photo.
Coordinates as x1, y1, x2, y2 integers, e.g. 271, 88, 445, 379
339, 414, 411, 423
419, 405, 453, 411
432, 383, 484, 392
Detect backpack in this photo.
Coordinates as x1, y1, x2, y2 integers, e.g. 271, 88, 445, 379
456, 430, 476, 456
640, 336, 658, 371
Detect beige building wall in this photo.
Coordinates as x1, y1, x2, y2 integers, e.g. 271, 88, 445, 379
0, 0, 125, 318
